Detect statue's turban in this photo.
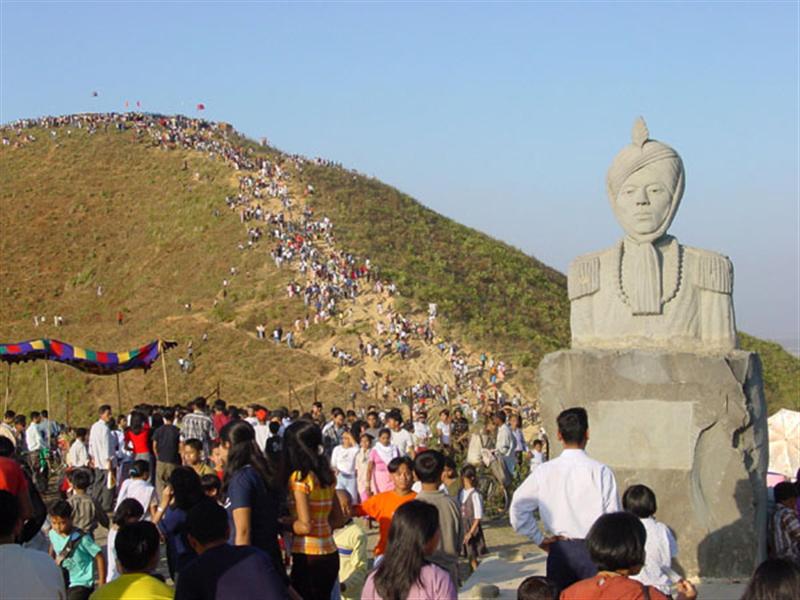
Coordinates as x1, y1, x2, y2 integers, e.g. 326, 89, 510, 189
606, 117, 684, 201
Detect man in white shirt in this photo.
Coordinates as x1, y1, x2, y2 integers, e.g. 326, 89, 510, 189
89, 404, 115, 511
386, 410, 415, 458
413, 411, 431, 450
493, 411, 516, 477
0, 490, 66, 599
509, 407, 620, 591
436, 410, 451, 450
25, 412, 44, 478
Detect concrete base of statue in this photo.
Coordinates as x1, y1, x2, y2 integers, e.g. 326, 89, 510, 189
537, 348, 768, 578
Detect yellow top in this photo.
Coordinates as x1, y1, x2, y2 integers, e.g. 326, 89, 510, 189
90, 573, 173, 600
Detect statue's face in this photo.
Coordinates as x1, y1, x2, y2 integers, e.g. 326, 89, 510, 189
613, 163, 675, 238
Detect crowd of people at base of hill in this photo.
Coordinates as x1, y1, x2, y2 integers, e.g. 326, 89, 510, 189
2, 400, 799, 600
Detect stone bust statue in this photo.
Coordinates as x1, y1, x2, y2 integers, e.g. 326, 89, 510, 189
568, 118, 737, 352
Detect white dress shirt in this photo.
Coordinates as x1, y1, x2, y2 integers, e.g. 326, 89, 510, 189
436, 421, 451, 445
89, 419, 113, 468
25, 423, 43, 452
509, 448, 620, 545
413, 421, 432, 445
391, 428, 414, 456
631, 516, 678, 595
66, 439, 89, 467
495, 424, 515, 457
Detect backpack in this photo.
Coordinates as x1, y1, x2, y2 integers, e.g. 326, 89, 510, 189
55, 529, 85, 588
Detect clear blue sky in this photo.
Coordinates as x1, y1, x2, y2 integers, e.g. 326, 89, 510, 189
2, 1, 798, 344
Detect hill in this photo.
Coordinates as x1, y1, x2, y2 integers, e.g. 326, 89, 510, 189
0, 113, 796, 425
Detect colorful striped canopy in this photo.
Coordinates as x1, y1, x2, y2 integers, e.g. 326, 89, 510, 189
0, 338, 177, 375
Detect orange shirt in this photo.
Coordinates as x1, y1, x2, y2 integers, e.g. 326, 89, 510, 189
561, 575, 669, 600
356, 490, 416, 556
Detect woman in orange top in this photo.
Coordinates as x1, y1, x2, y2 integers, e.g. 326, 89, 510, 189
561, 512, 696, 600
282, 420, 346, 600
355, 456, 416, 561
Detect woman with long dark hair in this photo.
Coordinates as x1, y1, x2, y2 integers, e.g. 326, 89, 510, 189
153, 466, 204, 579
282, 419, 345, 600
362, 500, 456, 600
220, 419, 284, 579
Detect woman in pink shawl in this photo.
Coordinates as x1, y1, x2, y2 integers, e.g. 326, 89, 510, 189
366, 428, 400, 495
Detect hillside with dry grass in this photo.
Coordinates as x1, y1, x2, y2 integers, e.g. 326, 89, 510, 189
0, 114, 796, 426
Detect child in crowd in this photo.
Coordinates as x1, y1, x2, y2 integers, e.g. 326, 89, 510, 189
201, 473, 221, 501
623, 484, 680, 595
90, 521, 172, 600
106, 499, 145, 583
367, 428, 399, 495
67, 468, 109, 538
361, 500, 457, 600
66, 428, 90, 468
115, 460, 158, 521
175, 499, 286, 599
459, 465, 488, 571
517, 576, 559, 600
264, 421, 282, 465
442, 457, 460, 498
183, 439, 216, 477
355, 433, 373, 504
48, 500, 106, 600
530, 439, 544, 468
413, 412, 431, 452
210, 440, 226, 479
414, 450, 462, 587
356, 456, 416, 563
332, 490, 368, 600
561, 512, 696, 600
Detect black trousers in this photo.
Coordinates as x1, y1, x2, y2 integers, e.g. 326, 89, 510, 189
546, 538, 597, 592
290, 552, 339, 600
91, 468, 113, 512
67, 586, 93, 600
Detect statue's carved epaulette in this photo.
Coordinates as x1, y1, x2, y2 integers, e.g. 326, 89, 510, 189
695, 250, 733, 294
568, 255, 601, 300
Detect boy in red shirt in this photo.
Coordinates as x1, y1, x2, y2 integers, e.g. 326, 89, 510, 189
355, 455, 415, 561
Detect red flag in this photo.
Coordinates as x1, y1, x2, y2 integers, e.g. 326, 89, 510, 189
124, 100, 129, 108
196, 103, 205, 111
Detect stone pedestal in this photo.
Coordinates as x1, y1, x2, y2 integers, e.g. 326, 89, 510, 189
537, 349, 768, 578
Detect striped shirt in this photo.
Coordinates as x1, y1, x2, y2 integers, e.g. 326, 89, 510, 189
180, 411, 215, 453
288, 471, 336, 555
772, 504, 800, 562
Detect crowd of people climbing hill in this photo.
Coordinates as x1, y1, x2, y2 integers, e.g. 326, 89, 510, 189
3, 113, 524, 418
